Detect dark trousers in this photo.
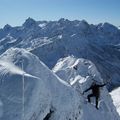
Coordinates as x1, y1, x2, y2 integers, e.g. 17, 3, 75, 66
87, 94, 99, 109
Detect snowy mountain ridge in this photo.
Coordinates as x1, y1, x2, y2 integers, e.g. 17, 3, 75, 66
1, 18, 120, 91
0, 18, 120, 52
0, 48, 81, 120
0, 18, 120, 119
53, 56, 120, 119
0, 48, 119, 120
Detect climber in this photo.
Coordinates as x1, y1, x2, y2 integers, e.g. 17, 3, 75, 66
83, 81, 106, 109
73, 65, 78, 70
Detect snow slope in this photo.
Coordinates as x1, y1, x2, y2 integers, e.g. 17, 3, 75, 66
0, 48, 82, 120
0, 49, 51, 120
110, 87, 120, 115
53, 56, 120, 120
0, 48, 119, 120
53, 56, 107, 88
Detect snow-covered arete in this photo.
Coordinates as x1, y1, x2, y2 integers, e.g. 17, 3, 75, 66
0, 48, 119, 120
0, 48, 81, 120
53, 56, 120, 120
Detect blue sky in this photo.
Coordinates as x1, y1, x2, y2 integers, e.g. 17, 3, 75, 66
0, 0, 120, 28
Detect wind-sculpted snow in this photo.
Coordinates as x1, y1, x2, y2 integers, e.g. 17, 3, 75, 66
0, 48, 82, 120
0, 60, 25, 75
53, 56, 102, 84
0, 49, 50, 120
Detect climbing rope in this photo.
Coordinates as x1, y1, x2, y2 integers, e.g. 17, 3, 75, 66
21, 60, 25, 120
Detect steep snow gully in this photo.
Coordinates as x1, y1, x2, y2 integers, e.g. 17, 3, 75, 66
0, 48, 119, 120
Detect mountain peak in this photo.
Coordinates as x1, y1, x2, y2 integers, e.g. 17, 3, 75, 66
58, 18, 70, 23
3, 24, 12, 31
23, 17, 37, 28
97, 22, 118, 33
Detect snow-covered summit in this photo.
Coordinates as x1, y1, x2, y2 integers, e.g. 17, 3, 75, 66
0, 48, 119, 120
53, 56, 120, 120
22, 17, 37, 28
0, 48, 82, 120
58, 18, 70, 24
3, 24, 12, 32
97, 22, 119, 34
53, 56, 102, 85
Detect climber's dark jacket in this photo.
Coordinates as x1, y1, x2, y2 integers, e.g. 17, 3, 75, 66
84, 83, 106, 97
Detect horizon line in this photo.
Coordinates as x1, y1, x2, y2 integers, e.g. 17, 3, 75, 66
0, 17, 119, 29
